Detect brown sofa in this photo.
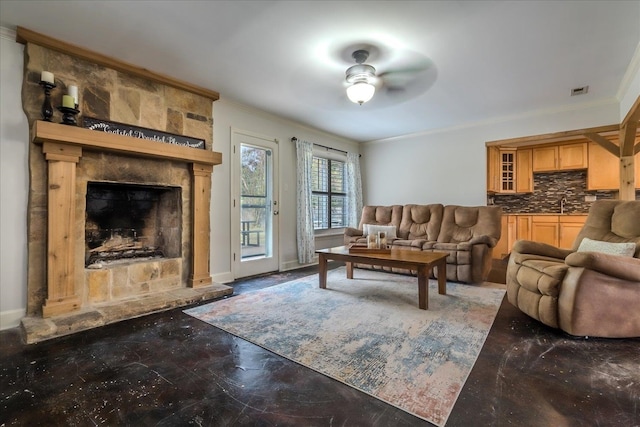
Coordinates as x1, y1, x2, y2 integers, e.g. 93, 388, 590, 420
506, 200, 640, 338
343, 204, 502, 283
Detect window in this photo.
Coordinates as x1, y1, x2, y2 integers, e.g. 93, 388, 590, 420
311, 156, 346, 230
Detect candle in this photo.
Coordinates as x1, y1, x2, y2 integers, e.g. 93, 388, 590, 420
41, 71, 54, 84
62, 95, 75, 108
68, 85, 78, 105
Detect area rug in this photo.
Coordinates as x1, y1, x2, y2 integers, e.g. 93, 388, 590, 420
184, 267, 505, 426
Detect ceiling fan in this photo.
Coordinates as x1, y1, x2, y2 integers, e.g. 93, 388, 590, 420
343, 48, 434, 106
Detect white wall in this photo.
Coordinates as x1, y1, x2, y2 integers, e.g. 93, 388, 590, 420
211, 99, 359, 282
0, 29, 29, 329
361, 100, 622, 206
619, 42, 640, 122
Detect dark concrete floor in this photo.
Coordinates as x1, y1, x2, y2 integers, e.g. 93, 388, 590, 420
1, 263, 638, 426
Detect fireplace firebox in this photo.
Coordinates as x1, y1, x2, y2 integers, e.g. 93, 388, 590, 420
85, 182, 181, 267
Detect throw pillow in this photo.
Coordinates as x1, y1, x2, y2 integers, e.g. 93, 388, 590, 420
363, 224, 397, 239
577, 237, 636, 257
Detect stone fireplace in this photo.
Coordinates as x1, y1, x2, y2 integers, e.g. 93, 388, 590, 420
18, 27, 232, 343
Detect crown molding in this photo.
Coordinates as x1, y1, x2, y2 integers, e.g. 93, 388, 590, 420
0, 26, 17, 41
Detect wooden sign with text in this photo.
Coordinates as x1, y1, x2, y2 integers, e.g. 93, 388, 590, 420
82, 117, 205, 149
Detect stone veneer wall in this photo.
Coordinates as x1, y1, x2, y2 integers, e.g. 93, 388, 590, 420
22, 43, 214, 316
491, 170, 640, 214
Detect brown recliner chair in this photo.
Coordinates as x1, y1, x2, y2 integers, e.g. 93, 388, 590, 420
506, 200, 640, 338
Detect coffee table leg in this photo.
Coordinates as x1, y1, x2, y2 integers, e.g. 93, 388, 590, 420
346, 262, 354, 279
319, 253, 327, 289
418, 265, 428, 310
437, 259, 447, 295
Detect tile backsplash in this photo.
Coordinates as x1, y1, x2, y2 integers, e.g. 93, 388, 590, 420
489, 170, 640, 213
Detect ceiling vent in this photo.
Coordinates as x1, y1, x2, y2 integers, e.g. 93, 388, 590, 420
571, 86, 589, 96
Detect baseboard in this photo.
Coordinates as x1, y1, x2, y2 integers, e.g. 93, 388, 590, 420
0, 308, 26, 331
212, 271, 234, 284
280, 256, 318, 272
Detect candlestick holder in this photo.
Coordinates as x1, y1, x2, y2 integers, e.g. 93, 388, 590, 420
39, 81, 56, 122
57, 106, 79, 126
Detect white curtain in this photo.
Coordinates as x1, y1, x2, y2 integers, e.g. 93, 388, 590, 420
295, 139, 315, 264
345, 152, 363, 228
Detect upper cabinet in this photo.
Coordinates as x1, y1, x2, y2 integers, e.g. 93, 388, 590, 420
532, 142, 588, 172
487, 146, 500, 193
487, 147, 533, 194
587, 143, 640, 190
516, 149, 533, 193
587, 142, 619, 190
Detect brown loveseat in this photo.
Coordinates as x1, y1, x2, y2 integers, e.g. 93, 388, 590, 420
343, 204, 502, 283
506, 200, 640, 338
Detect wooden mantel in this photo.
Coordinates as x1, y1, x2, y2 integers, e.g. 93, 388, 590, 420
33, 120, 221, 165
33, 121, 222, 317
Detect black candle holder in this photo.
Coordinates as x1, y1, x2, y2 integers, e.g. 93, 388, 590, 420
58, 106, 79, 126
39, 81, 56, 122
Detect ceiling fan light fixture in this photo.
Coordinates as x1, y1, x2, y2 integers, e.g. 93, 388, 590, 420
346, 81, 375, 105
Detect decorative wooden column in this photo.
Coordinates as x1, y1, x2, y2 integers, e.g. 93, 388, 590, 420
42, 142, 82, 317
190, 163, 214, 287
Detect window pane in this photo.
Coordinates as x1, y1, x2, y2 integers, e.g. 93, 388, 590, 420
312, 157, 328, 192
330, 160, 345, 193
331, 195, 346, 228
312, 194, 328, 229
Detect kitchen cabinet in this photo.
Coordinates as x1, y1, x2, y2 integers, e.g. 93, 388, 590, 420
531, 216, 559, 247
532, 143, 588, 172
487, 147, 531, 194
493, 214, 587, 259
516, 215, 531, 241
559, 215, 588, 249
487, 146, 500, 193
494, 215, 516, 259
587, 143, 640, 190
487, 147, 517, 193
516, 149, 533, 193
587, 142, 619, 190
499, 149, 516, 192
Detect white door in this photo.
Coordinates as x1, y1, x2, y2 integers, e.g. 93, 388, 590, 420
231, 129, 279, 279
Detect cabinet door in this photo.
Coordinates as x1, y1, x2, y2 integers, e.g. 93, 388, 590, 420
516, 215, 531, 241
494, 215, 509, 259
500, 150, 516, 192
487, 146, 500, 193
532, 146, 557, 172
559, 143, 588, 170
587, 142, 619, 190
516, 149, 533, 193
558, 142, 588, 170
531, 216, 559, 247
559, 216, 587, 249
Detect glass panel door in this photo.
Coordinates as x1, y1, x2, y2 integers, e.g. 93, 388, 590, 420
240, 144, 271, 260
232, 130, 278, 279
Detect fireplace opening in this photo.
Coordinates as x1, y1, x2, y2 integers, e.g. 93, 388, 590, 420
85, 182, 182, 267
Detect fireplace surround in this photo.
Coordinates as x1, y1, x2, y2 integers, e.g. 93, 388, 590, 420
18, 27, 231, 343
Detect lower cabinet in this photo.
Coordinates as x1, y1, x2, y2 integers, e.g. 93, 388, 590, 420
494, 214, 588, 258
558, 216, 588, 249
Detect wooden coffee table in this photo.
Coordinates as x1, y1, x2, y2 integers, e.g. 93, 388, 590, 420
316, 246, 449, 310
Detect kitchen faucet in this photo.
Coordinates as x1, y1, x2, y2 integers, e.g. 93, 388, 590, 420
560, 197, 567, 214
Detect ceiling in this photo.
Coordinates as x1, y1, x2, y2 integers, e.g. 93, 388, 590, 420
1, 1, 639, 142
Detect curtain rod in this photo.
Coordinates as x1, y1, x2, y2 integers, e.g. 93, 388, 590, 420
290, 137, 350, 156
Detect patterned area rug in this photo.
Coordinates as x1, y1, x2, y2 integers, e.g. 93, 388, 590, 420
185, 267, 505, 426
